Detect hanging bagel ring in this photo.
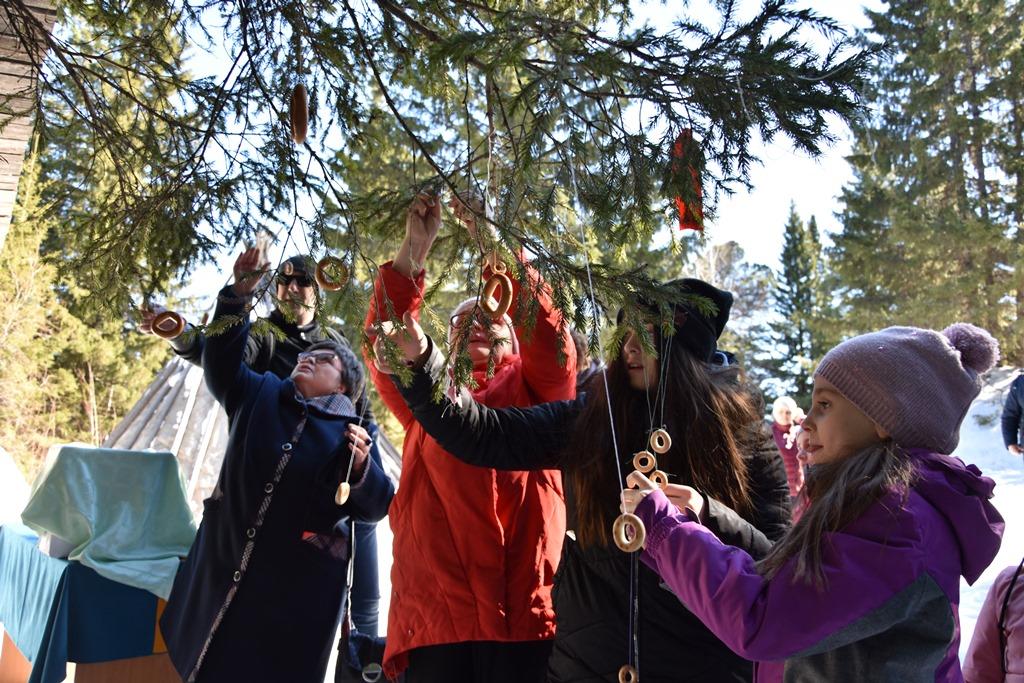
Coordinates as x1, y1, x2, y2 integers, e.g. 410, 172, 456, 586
649, 429, 672, 454
152, 311, 186, 340
315, 257, 348, 292
612, 513, 645, 553
486, 250, 508, 275
632, 451, 656, 474
650, 470, 670, 489
479, 272, 513, 319
618, 664, 638, 683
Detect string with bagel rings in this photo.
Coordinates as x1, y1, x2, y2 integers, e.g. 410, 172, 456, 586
564, 137, 643, 683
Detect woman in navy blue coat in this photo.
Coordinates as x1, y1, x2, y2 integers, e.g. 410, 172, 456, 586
160, 251, 394, 683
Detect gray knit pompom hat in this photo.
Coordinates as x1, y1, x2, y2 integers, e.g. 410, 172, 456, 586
813, 323, 999, 454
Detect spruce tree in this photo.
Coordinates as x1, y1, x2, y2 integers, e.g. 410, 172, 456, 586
830, 0, 1022, 359
3, 2, 871, 307
771, 203, 820, 405
0, 151, 168, 476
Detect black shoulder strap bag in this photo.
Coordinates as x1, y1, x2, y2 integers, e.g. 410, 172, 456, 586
335, 519, 392, 683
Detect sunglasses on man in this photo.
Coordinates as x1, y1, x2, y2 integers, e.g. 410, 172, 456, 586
277, 274, 315, 288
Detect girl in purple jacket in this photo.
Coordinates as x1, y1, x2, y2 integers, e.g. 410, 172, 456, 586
623, 323, 1005, 682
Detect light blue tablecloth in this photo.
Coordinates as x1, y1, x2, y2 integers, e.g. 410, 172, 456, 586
21, 445, 196, 599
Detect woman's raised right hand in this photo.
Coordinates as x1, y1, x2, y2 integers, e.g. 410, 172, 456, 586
371, 311, 429, 374
406, 193, 442, 262
231, 247, 268, 296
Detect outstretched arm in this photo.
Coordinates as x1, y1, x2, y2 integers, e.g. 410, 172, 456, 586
392, 333, 578, 471
202, 249, 269, 415
363, 195, 441, 427
626, 476, 935, 663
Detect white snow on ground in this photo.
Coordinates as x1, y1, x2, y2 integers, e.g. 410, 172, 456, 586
956, 367, 1024, 659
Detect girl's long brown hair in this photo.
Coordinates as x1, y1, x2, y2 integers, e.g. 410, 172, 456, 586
565, 339, 764, 547
757, 442, 914, 588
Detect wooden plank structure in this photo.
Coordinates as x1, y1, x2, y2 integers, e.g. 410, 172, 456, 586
0, 0, 57, 251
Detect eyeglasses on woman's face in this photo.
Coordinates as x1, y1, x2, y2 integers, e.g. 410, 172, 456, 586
296, 350, 339, 366
449, 307, 495, 330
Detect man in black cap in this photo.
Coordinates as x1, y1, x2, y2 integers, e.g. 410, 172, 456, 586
142, 253, 362, 385
140, 248, 383, 638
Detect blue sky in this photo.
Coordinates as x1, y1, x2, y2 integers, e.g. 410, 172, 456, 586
688, 1, 885, 269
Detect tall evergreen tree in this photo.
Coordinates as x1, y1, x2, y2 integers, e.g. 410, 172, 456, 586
829, 0, 1023, 359
771, 203, 822, 405
0, 151, 168, 477
2, 0, 872, 329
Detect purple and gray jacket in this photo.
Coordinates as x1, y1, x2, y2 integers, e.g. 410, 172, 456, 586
635, 449, 1004, 682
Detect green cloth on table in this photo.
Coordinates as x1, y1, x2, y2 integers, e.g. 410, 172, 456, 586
21, 445, 196, 599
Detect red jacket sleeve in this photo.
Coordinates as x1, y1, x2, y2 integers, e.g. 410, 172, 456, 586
363, 262, 426, 429
487, 257, 576, 402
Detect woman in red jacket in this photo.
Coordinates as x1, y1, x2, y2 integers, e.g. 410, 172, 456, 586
364, 194, 576, 682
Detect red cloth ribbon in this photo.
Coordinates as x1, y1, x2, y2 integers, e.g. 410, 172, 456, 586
672, 129, 704, 231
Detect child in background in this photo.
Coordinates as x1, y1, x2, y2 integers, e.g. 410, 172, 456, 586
623, 323, 1005, 682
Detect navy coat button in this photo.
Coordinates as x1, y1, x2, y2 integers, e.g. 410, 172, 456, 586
233, 570, 242, 582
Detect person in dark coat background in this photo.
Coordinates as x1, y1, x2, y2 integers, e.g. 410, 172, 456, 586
375, 277, 791, 682
1001, 374, 1024, 457
159, 249, 394, 683
141, 250, 384, 639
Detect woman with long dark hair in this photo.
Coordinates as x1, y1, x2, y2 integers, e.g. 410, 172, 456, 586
374, 278, 791, 682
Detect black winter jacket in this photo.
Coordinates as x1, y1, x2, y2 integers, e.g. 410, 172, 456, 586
1002, 374, 1024, 448
395, 341, 792, 682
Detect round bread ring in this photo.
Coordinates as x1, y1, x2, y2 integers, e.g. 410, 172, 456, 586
152, 311, 186, 340
632, 451, 656, 474
618, 665, 638, 683
335, 482, 351, 506
290, 83, 308, 145
315, 256, 348, 292
649, 428, 672, 454
650, 469, 670, 489
486, 251, 508, 275
479, 272, 513, 318
612, 513, 645, 553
